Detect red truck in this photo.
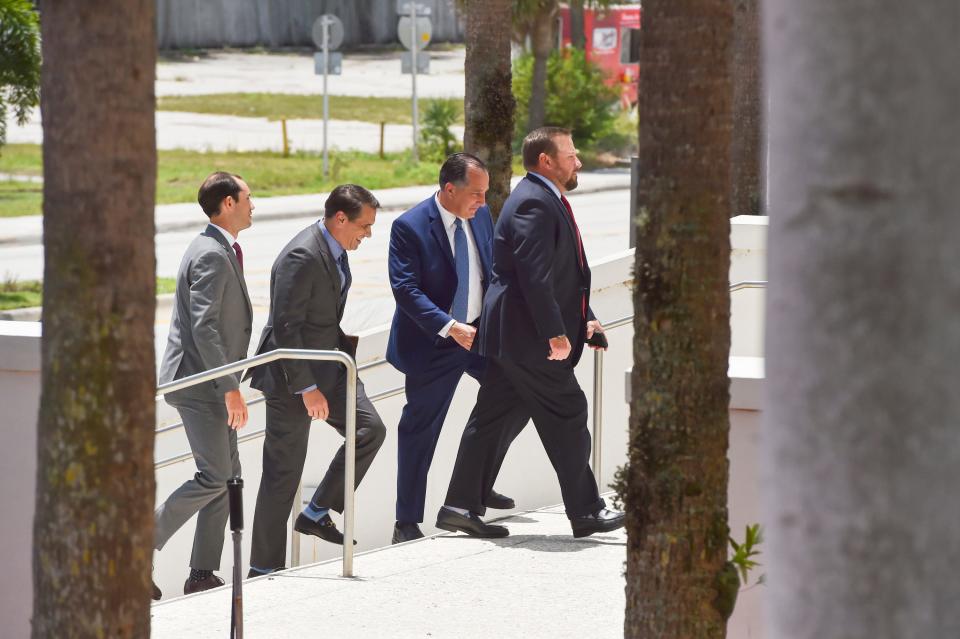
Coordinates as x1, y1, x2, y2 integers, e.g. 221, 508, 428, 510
557, 3, 641, 106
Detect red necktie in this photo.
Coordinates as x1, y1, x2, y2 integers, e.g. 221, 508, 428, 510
559, 195, 587, 318
233, 242, 243, 270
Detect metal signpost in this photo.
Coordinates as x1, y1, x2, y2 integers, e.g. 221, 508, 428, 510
312, 14, 344, 177
397, 2, 432, 162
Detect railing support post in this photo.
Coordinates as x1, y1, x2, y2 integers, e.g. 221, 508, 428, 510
592, 348, 604, 483
342, 358, 357, 578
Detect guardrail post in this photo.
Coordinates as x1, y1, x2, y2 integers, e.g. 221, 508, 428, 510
342, 356, 357, 578
592, 348, 604, 483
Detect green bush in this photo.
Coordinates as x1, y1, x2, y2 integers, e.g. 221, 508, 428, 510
419, 98, 462, 163
512, 48, 621, 149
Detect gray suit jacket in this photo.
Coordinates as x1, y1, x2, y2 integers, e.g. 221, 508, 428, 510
159, 224, 253, 404
248, 223, 356, 398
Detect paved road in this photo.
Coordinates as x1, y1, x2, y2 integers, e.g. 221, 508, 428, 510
1, 187, 631, 340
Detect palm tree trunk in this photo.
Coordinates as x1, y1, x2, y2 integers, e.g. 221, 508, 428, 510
730, 0, 762, 215
626, 0, 734, 636
764, 1, 960, 637
526, 5, 558, 132
570, 0, 586, 49
33, 2, 157, 636
463, 0, 515, 219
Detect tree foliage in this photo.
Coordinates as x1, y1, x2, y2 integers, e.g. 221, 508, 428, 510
512, 48, 619, 147
0, 0, 41, 149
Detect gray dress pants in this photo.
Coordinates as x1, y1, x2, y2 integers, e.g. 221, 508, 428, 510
249, 377, 386, 571
154, 398, 241, 571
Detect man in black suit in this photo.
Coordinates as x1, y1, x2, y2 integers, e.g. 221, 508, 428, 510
247, 184, 387, 576
437, 127, 625, 539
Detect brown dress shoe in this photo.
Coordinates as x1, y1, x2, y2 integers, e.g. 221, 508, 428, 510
183, 573, 225, 595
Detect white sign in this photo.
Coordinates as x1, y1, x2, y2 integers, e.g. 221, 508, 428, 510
592, 27, 618, 52
398, 16, 432, 51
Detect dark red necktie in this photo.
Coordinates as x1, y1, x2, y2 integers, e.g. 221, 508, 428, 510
233, 242, 244, 270
560, 195, 587, 318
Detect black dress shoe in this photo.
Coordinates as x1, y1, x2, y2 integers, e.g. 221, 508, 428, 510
570, 508, 626, 538
294, 513, 356, 545
392, 521, 425, 544
485, 489, 516, 510
436, 508, 509, 538
183, 573, 225, 595
247, 566, 286, 579
152, 580, 162, 601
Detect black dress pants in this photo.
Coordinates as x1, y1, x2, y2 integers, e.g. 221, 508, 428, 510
444, 356, 605, 518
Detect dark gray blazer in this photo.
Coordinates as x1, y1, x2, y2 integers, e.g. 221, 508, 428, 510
158, 224, 253, 404
248, 223, 356, 398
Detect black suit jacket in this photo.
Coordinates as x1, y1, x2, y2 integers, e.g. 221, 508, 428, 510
248, 223, 356, 397
478, 174, 595, 367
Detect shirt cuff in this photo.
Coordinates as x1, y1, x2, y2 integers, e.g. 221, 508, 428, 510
297, 384, 317, 394
438, 318, 456, 338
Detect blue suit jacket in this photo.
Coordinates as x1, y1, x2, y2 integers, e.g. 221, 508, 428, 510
478, 174, 594, 367
386, 196, 495, 375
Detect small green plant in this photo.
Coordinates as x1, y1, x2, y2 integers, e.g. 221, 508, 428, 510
714, 523, 765, 620
419, 98, 462, 163
729, 523, 764, 585
512, 48, 620, 149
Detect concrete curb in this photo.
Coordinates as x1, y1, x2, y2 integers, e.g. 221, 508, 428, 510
0, 170, 631, 247
0, 293, 176, 322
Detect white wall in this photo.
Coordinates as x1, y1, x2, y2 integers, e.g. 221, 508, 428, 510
0, 321, 41, 639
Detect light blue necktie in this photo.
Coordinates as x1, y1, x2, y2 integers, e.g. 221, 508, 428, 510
451, 219, 469, 323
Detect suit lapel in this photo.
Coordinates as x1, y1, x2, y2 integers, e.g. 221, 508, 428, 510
309, 223, 342, 301
204, 225, 253, 316
525, 175, 586, 276
467, 214, 490, 279
428, 199, 455, 270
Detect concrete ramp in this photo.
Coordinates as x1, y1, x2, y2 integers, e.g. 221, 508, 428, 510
151, 500, 626, 638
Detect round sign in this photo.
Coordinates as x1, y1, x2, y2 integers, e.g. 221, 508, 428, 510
397, 16, 432, 51
312, 14, 345, 51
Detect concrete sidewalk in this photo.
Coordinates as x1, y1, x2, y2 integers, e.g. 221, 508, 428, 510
150, 500, 627, 639
0, 170, 630, 246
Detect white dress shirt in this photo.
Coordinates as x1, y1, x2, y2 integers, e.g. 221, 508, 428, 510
209, 223, 239, 258
435, 194, 483, 337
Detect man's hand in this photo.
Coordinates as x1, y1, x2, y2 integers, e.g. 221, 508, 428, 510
449, 322, 477, 351
224, 389, 248, 430
302, 388, 330, 421
586, 319, 607, 351
548, 335, 572, 361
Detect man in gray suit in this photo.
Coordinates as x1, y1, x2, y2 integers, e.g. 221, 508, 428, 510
153, 172, 254, 599
247, 184, 387, 576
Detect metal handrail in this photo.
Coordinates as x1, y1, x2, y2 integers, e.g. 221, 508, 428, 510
588, 279, 766, 480
155, 348, 359, 578
155, 356, 395, 434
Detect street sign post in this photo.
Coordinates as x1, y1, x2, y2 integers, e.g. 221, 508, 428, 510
397, 3, 432, 162
313, 14, 344, 178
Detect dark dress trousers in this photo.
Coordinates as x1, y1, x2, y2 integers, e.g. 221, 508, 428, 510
386, 197, 494, 523
444, 174, 606, 518
247, 223, 386, 570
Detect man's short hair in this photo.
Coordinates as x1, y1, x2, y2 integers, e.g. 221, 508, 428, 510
521, 126, 572, 170
324, 184, 381, 221
438, 152, 487, 189
198, 172, 244, 217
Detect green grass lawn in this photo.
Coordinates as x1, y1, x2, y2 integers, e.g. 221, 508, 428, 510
158, 93, 464, 125
0, 144, 443, 217
0, 277, 178, 311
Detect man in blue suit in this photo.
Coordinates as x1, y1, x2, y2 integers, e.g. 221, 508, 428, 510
386, 153, 515, 543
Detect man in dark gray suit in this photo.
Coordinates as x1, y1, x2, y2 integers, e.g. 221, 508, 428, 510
247, 184, 387, 576
153, 172, 254, 599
